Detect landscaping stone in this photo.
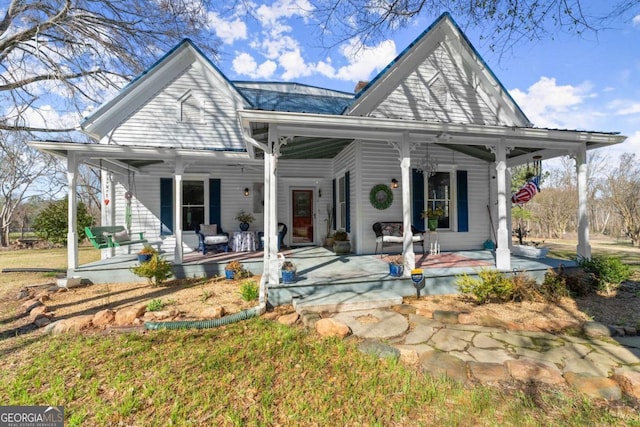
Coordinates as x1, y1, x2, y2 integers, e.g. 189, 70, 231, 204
563, 357, 610, 377
300, 311, 321, 328
29, 305, 48, 318
199, 306, 226, 319
433, 310, 458, 324
33, 315, 52, 328
404, 325, 436, 345
491, 332, 536, 349
430, 329, 474, 352
92, 309, 116, 327
505, 359, 564, 385
114, 306, 146, 326
564, 372, 622, 401
261, 312, 279, 320
583, 321, 611, 338
21, 298, 42, 313
591, 343, 640, 365
358, 339, 400, 361
612, 368, 640, 399
315, 318, 350, 338
408, 314, 442, 328
467, 347, 515, 364
623, 326, 637, 336
278, 312, 299, 326
468, 362, 508, 383
415, 307, 433, 318
50, 315, 94, 334
477, 315, 511, 329
391, 304, 416, 315
542, 342, 592, 364
472, 334, 504, 349
16, 289, 30, 300
419, 351, 467, 382
333, 309, 408, 339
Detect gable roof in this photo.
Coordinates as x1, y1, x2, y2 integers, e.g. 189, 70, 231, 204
345, 12, 531, 127
80, 39, 252, 139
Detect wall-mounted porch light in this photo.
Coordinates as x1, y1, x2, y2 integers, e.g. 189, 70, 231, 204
391, 178, 399, 189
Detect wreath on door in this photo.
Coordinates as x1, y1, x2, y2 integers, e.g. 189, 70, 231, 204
369, 184, 393, 210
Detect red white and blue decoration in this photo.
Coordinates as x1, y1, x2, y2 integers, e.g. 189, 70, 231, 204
511, 176, 540, 205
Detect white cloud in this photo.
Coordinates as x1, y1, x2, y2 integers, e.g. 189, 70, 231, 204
334, 39, 397, 82
279, 49, 312, 79
256, 0, 314, 28
633, 15, 640, 27
510, 77, 596, 128
207, 12, 247, 45
608, 100, 640, 116
231, 52, 277, 79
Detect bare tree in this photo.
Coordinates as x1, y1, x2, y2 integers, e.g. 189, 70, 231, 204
0, 131, 62, 246
311, 1, 640, 55
604, 153, 640, 246
1, 0, 220, 133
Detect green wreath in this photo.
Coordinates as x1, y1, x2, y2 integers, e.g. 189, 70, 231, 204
369, 184, 393, 210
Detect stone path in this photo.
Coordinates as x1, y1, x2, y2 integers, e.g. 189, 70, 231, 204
301, 306, 640, 402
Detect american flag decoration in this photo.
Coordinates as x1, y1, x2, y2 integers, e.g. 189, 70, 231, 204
511, 176, 540, 205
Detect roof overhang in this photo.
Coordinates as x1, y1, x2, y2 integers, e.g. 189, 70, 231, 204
239, 110, 627, 165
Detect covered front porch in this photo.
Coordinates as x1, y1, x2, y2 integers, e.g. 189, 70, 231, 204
72, 247, 575, 307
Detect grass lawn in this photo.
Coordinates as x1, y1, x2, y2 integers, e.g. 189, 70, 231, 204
0, 244, 639, 426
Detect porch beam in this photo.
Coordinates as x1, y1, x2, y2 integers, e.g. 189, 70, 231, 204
174, 157, 184, 263
67, 152, 79, 271
493, 142, 511, 270
575, 145, 591, 259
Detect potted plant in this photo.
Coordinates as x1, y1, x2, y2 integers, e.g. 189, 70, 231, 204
421, 206, 444, 231
388, 255, 404, 277
225, 260, 243, 280
137, 244, 157, 263
281, 260, 296, 284
235, 210, 255, 231
332, 230, 350, 255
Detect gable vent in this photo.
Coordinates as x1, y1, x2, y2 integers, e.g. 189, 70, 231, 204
428, 75, 450, 111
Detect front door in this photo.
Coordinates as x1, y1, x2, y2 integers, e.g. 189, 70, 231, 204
291, 189, 314, 246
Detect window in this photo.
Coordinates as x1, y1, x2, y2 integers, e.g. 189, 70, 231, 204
183, 180, 204, 231
427, 172, 451, 229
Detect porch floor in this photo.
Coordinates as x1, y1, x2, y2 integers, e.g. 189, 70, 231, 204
72, 246, 576, 307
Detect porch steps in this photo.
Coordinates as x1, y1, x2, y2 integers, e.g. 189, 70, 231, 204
292, 289, 403, 313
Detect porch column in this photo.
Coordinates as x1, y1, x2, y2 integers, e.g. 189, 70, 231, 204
174, 157, 184, 263
261, 144, 272, 305
67, 152, 78, 271
101, 170, 116, 260
494, 142, 511, 270
265, 128, 281, 289
400, 133, 415, 274
575, 145, 591, 259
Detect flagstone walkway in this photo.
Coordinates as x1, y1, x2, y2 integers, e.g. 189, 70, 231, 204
300, 306, 640, 402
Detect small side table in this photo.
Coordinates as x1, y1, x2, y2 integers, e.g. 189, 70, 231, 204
231, 231, 257, 252
429, 231, 440, 255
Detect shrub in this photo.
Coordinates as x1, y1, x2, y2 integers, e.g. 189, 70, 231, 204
577, 255, 631, 294
146, 299, 164, 311
239, 279, 259, 301
130, 254, 173, 286
456, 269, 514, 304
510, 272, 543, 303
540, 269, 571, 302
32, 197, 93, 245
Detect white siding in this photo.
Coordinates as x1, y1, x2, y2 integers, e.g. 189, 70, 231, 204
108, 64, 246, 150
355, 141, 493, 254
372, 44, 504, 126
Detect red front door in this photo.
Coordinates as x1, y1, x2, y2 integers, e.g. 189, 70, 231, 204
291, 189, 314, 245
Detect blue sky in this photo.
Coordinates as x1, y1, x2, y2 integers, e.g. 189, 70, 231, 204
207, 1, 640, 159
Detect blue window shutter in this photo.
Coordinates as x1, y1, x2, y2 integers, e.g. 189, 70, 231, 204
457, 170, 468, 232
345, 171, 351, 233
209, 179, 221, 226
160, 178, 173, 235
412, 169, 425, 230
332, 178, 337, 230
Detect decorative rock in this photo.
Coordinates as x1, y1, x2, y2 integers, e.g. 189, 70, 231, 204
199, 306, 226, 319
37, 294, 51, 303
278, 312, 300, 326
457, 313, 475, 325
261, 312, 279, 320
506, 359, 564, 385
92, 309, 116, 327
419, 351, 467, 382
430, 329, 474, 352
315, 318, 351, 338
623, 326, 637, 336
300, 311, 321, 328
468, 362, 508, 383
16, 289, 30, 300
21, 299, 42, 313
33, 315, 52, 328
34, 290, 52, 301
396, 347, 420, 366
151, 310, 175, 320
612, 369, 640, 399
114, 306, 146, 326
583, 321, 611, 338
29, 305, 49, 318
564, 372, 622, 401
415, 307, 433, 318
477, 315, 510, 329
51, 315, 94, 334
433, 310, 459, 324
611, 326, 626, 337
358, 339, 400, 361
391, 304, 416, 315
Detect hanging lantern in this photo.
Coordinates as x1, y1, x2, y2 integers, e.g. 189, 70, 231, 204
124, 191, 133, 200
